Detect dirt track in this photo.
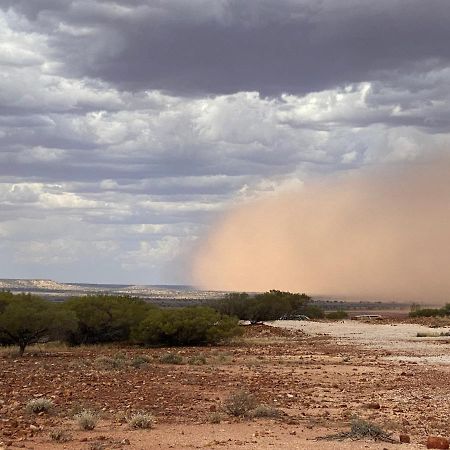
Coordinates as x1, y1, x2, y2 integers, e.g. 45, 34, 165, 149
1, 322, 449, 449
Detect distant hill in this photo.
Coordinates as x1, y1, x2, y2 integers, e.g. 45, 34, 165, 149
0, 278, 228, 306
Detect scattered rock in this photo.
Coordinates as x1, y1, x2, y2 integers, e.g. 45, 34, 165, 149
399, 434, 410, 443
364, 402, 381, 410
427, 436, 450, 449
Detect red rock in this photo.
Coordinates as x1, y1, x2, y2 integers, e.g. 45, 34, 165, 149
427, 436, 449, 449
399, 434, 410, 443
365, 402, 381, 409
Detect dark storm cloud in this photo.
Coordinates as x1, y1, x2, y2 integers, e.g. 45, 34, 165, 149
1, 0, 450, 284
3, 0, 450, 95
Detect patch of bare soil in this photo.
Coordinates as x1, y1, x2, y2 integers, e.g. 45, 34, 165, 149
0, 323, 447, 449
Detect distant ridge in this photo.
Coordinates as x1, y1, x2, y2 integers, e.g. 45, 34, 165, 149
0, 278, 228, 304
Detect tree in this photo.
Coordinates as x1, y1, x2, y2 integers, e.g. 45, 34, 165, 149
0, 293, 77, 356
212, 290, 314, 322
132, 306, 241, 346
64, 295, 152, 345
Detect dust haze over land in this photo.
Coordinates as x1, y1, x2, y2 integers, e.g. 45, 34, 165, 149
192, 159, 450, 303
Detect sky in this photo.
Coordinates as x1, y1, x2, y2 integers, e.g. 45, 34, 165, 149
1, 0, 450, 285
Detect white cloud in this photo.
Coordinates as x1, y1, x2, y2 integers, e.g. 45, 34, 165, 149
2, 3, 450, 283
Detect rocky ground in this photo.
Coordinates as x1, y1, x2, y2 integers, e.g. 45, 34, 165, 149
1, 321, 450, 449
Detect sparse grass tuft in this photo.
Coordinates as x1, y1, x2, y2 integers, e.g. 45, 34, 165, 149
417, 331, 450, 337
130, 355, 151, 368
94, 355, 126, 370
318, 417, 396, 443
26, 398, 54, 414
249, 404, 282, 418
210, 351, 232, 365
159, 352, 183, 365
187, 354, 207, 365
223, 390, 257, 417
127, 411, 155, 429
208, 412, 224, 424
49, 428, 72, 442
74, 409, 98, 430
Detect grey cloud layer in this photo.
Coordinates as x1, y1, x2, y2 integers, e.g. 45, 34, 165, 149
3, 0, 450, 95
1, 1, 450, 283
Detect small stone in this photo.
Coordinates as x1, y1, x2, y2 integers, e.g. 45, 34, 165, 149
365, 402, 381, 410
427, 436, 449, 449
399, 434, 410, 443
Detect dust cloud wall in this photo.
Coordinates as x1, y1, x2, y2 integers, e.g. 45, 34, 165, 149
192, 161, 450, 303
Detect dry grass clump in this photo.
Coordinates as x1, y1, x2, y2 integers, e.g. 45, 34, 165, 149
74, 409, 98, 430
130, 355, 151, 368
223, 390, 257, 417
159, 352, 183, 365
26, 398, 54, 414
94, 354, 127, 370
187, 353, 207, 365
208, 412, 224, 424
319, 418, 396, 443
49, 428, 72, 442
127, 411, 155, 429
248, 404, 282, 418
417, 331, 450, 337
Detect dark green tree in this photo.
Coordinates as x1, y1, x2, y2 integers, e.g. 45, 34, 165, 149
64, 295, 152, 345
0, 293, 77, 355
132, 306, 241, 346
212, 290, 315, 322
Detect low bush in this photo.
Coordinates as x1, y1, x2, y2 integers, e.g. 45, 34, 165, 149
319, 417, 396, 443
410, 304, 450, 318
417, 331, 450, 337
26, 398, 54, 414
212, 290, 313, 322
249, 404, 282, 418
74, 409, 98, 430
64, 295, 152, 345
207, 412, 224, 424
49, 429, 72, 442
223, 390, 257, 417
94, 355, 127, 370
132, 306, 241, 346
187, 353, 207, 365
130, 355, 151, 368
326, 310, 348, 320
127, 412, 154, 429
159, 352, 183, 364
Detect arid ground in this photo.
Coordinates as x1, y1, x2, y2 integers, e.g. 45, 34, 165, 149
2, 318, 450, 449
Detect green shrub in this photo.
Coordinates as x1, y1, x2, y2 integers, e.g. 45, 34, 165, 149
50, 428, 72, 442
26, 398, 54, 414
410, 303, 450, 318
159, 352, 183, 364
249, 404, 282, 418
300, 304, 325, 319
94, 355, 126, 370
127, 411, 154, 429
326, 310, 348, 320
74, 409, 98, 430
223, 390, 257, 417
132, 306, 241, 346
64, 295, 152, 345
212, 290, 317, 322
188, 353, 207, 365
130, 355, 151, 368
0, 293, 77, 355
208, 412, 224, 423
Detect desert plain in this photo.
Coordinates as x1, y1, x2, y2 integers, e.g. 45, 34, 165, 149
2, 317, 450, 450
